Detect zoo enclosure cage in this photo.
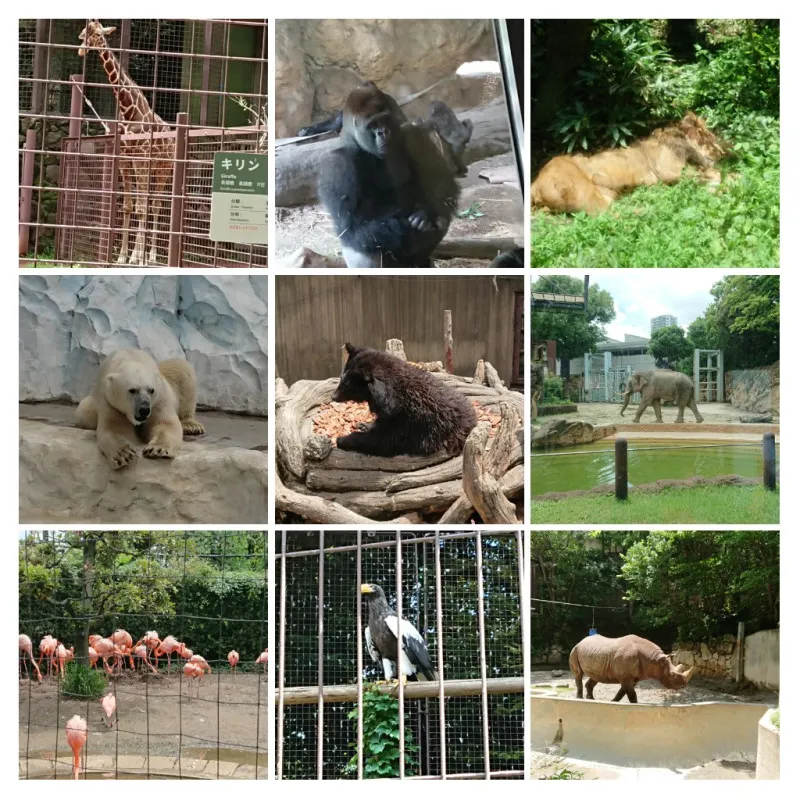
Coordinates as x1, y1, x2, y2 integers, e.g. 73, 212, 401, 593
276, 531, 526, 780
18, 531, 268, 780
19, 18, 268, 267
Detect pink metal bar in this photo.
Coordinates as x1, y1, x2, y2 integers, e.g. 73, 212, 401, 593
276, 530, 287, 779
68, 74, 84, 140
18, 129, 37, 256
168, 112, 189, 266
356, 531, 364, 779
317, 530, 325, 779
396, 531, 405, 779
434, 530, 447, 778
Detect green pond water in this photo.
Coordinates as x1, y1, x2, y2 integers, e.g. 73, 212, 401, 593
532, 439, 779, 496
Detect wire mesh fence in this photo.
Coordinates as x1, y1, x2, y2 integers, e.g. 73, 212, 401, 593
18, 531, 268, 780
276, 531, 525, 780
19, 19, 268, 267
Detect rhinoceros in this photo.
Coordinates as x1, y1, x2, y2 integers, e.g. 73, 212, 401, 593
569, 634, 694, 703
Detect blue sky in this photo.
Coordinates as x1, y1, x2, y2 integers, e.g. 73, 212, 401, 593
534, 270, 730, 341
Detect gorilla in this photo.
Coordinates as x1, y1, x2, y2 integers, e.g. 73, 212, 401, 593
317, 83, 461, 268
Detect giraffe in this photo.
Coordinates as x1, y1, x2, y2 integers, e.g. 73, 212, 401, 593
78, 20, 174, 265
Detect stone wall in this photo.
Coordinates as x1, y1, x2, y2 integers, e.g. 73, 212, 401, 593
19, 275, 268, 415
743, 629, 779, 689
726, 362, 780, 415
276, 20, 497, 138
672, 635, 739, 680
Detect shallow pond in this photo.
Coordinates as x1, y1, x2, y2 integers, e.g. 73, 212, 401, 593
532, 439, 779, 496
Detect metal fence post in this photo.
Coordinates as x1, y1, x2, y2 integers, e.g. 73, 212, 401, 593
168, 112, 189, 267
18, 129, 37, 257
615, 438, 629, 500
762, 433, 777, 491
68, 74, 84, 140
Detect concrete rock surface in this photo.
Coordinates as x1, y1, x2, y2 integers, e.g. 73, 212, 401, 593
19, 420, 268, 524
19, 275, 268, 414
533, 418, 615, 448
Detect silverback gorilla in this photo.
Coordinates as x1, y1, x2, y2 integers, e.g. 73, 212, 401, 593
317, 84, 462, 267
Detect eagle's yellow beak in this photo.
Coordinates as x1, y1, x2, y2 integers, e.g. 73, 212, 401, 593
360, 584, 373, 594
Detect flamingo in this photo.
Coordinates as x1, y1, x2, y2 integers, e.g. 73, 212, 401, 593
65, 715, 88, 780
255, 648, 268, 674
133, 631, 161, 669
54, 643, 74, 678
38, 635, 57, 677
179, 647, 194, 661
19, 634, 43, 682
189, 654, 211, 674
88, 647, 98, 669
155, 636, 185, 674
100, 692, 117, 728
111, 629, 135, 671
133, 644, 157, 674
183, 662, 203, 698
227, 650, 239, 680
93, 637, 124, 675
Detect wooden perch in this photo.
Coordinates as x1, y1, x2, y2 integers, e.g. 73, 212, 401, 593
463, 424, 517, 524
278, 676, 524, 706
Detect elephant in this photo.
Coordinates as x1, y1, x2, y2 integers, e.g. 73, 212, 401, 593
620, 369, 704, 423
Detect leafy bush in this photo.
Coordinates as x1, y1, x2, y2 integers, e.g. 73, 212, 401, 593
62, 662, 107, 699
343, 686, 418, 778
541, 376, 565, 403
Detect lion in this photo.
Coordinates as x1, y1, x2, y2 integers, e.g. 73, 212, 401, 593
531, 112, 726, 215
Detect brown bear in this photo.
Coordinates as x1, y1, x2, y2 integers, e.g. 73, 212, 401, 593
332, 343, 477, 457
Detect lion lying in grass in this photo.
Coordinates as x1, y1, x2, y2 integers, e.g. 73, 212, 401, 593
531, 112, 726, 215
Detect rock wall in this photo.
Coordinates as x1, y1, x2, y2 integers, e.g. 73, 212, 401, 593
726, 362, 780, 415
672, 635, 739, 680
276, 19, 497, 138
19, 275, 268, 415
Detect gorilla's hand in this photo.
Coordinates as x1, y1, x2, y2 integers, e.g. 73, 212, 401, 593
408, 208, 437, 232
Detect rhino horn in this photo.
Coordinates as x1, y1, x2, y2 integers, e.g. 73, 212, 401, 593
682, 666, 695, 681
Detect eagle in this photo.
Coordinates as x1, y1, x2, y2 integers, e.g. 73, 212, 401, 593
361, 583, 437, 683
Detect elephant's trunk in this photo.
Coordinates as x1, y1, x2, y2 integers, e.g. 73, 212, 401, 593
620, 388, 631, 416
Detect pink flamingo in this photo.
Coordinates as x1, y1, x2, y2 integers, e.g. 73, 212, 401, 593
19, 634, 43, 682
227, 650, 239, 680
189, 654, 211, 674
255, 648, 268, 674
53, 643, 74, 678
38, 635, 57, 677
88, 647, 98, 669
100, 692, 117, 728
111, 629, 135, 671
179, 647, 194, 661
134, 631, 161, 669
183, 662, 203, 698
65, 715, 88, 780
133, 644, 158, 674
93, 637, 123, 675
155, 636, 185, 674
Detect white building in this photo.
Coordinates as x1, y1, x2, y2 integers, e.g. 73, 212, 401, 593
651, 314, 678, 333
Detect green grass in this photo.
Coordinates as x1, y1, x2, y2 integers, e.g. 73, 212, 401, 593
61, 662, 108, 699
771, 710, 780, 729
532, 147, 779, 268
532, 484, 779, 524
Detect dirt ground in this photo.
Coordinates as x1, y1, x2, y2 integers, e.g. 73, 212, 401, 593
537, 402, 778, 429
19, 402, 267, 451
274, 152, 523, 267
531, 669, 778, 706
19, 671, 268, 763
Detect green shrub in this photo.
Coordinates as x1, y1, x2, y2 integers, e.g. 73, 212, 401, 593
542, 377, 565, 403
62, 662, 107, 699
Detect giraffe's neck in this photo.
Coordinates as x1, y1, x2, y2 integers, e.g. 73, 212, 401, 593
97, 46, 166, 131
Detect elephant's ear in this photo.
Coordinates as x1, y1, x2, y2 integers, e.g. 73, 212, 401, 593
638, 374, 650, 389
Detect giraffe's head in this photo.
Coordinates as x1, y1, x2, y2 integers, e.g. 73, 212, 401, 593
78, 20, 116, 57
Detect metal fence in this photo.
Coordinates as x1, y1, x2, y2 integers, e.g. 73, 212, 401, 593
19, 19, 268, 267
18, 531, 268, 780
276, 531, 526, 780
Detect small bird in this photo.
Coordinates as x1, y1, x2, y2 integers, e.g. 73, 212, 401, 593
255, 648, 268, 673
100, 692, 116, 728
65, 715, 88, 779
361, 583, 436, 683
227, 650, 240, 679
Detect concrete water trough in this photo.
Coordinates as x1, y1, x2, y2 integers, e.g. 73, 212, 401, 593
531, 695, 766, 771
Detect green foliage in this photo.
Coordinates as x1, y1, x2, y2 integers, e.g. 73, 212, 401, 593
620, 531, 780, 639
649, 325, 692, 368
532, 275, 615, 359
690, 275, 779, 368
532, 485, 779, 525
62, 662, 107, 699
545, 767, 584, 780
541, 377, 564, 403
771, 710, 780, 729
457, 202, 486, 220
550, 21, 679, 153
343, 686, 418, 778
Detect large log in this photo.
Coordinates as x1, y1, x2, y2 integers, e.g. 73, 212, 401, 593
278, 676, 524, 705
275, 100, 513, 207
462, 424, 517, 524
433, 238, 521, 261
311, 447, 453, 472
275, 378, 337, 480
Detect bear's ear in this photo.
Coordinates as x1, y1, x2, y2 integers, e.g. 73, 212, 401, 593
344, 342, 360, 356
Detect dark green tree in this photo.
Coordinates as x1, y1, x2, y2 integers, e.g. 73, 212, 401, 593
532, 276, 616, 361
648, 325, 692, 369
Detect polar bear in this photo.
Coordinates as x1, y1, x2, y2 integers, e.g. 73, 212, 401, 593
75, 349, 205, 470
